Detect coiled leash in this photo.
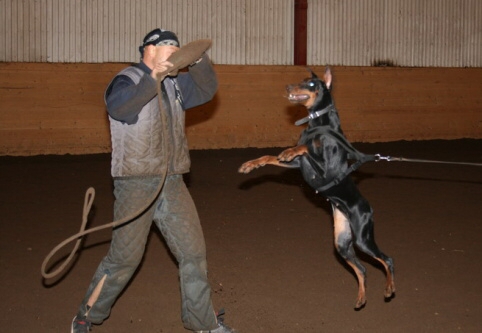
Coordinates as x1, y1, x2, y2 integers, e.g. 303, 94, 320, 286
41, 40, 212, 280
299, 125, 482, 194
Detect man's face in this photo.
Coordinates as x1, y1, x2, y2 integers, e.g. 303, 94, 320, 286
153, 45, 180, 62
144, 44, 180, 78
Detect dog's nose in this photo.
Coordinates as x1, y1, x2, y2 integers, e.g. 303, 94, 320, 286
286, 84, 294, 92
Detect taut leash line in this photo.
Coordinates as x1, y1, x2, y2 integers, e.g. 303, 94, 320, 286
302, 125, 481, 193
374, 154, 482, 167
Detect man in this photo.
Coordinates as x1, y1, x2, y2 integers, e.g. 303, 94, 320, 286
71, 28, 236, 333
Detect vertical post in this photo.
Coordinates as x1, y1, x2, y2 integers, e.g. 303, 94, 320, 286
294, 0, 308, 66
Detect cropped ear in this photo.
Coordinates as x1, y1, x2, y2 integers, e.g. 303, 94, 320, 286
323, 67, 332, 90
306, 67, 318, 79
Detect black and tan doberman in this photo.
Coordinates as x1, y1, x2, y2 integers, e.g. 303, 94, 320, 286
238, 67, 395, 309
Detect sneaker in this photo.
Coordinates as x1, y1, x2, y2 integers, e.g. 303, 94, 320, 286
209, 321, 237, 333
71, 316, 92, 333
197, 309, 237, 333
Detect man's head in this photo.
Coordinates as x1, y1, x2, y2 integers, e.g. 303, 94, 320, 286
139, 28, 179, 57
139, 28, 180, 74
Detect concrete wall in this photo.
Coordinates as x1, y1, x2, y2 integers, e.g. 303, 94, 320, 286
0, 63, 481, 156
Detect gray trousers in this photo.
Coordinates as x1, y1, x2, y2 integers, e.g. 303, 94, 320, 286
77, 175, 217, 331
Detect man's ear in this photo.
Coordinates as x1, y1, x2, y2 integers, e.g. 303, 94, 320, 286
145, 44, 156, 58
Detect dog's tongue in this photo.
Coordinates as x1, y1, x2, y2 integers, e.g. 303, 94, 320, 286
288, 93, 310, 102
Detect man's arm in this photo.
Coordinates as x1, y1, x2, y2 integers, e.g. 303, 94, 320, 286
176, 54, 218, 109
105, 73, 157, 124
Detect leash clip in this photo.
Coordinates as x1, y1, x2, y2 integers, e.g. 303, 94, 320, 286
374, 154, 391, 162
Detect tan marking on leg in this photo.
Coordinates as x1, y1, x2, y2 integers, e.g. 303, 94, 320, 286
277, 145, 308, 162
333, 207, 348, 245
347, 262, 367, 309
238, 155, 293, 173
375, 257, 396, 298
332, 207, 366, 308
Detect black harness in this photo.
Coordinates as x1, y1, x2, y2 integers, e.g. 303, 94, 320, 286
295, 108, 482, 194
299, 124, 377, 193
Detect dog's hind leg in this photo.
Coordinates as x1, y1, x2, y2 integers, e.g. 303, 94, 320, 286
358, 245, 395, 301
325, 178, 395, 304
333, 207, 368, 309
376, 255, 395, 300
348, 201, 395, 301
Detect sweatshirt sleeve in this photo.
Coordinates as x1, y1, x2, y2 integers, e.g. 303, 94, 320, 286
105, 72, 158, 124
176, 54, 218, 110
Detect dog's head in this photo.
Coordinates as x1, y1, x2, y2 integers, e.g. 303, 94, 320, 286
286, 67, 332, 110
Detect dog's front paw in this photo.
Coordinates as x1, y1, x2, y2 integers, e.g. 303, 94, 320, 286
238, 161, 257, 174
238, 159, 265, 173
238, 156, 275, 173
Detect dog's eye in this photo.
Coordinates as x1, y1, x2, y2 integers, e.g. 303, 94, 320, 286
308, 82, 315, 87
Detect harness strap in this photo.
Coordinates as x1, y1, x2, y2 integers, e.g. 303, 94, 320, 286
315, 155, 376, 193
301, 125, 377, 193
302, 125, 373, 160
305, 126, 482, 194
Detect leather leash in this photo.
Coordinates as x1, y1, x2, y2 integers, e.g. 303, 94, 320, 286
41, 75, 169, 280
374, 154, 482, 167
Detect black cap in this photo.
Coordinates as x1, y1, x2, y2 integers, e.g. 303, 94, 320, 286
139, 28, 180, 57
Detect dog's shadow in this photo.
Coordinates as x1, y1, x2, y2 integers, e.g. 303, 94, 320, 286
238, 168, 376, 214
238, 168, 321, 208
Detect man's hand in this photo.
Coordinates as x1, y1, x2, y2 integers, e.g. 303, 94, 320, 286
151, 60, 174, 81
150, 45, 180, 81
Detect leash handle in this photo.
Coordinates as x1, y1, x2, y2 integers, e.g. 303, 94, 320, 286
40, 188, 95, 279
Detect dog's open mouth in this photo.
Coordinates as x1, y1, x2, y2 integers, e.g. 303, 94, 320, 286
288, 93, 310, 103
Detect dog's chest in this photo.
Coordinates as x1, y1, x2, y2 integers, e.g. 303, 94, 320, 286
299, 155, 327, 190
298, 128, 348, 191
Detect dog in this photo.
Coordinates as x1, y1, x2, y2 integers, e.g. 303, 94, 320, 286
238, 67, 395, 309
